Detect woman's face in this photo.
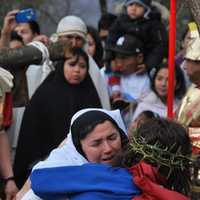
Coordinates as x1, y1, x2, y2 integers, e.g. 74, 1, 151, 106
80, 120, 122, 165
64, 56, 88, 84
87, 33, 96, 57
155, 68, 177, 100
155, 68, 169, 98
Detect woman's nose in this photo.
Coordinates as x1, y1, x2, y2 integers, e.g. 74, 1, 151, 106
103, 141, 112, 153
161, 79, 167, 87
73, 66, 80, 72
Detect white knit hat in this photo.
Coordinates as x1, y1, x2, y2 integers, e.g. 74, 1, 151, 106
56, 16, 87, 41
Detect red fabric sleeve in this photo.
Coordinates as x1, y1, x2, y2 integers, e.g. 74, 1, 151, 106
108, 76, 120, 86
129, 162, 189, 200
2, 92, 13, 128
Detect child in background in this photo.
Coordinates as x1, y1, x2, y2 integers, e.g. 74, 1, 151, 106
107, 0, 167, 72
105, 0, 168, 99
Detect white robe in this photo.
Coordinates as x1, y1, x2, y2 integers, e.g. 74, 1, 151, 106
132, 91, 180, 122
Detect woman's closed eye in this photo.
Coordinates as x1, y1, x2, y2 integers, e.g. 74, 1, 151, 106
91, 140, 102, 147
108, 133, 118, 141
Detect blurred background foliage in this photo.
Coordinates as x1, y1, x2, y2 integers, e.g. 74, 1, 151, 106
0, 0, 196, 51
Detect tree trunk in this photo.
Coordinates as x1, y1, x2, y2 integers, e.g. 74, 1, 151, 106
177, 0, 187, 17
0, 41, 72, 70
99, 0, 107, 15
187, 0, 200, 31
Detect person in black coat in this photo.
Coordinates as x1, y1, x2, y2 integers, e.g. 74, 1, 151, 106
106, 0, 168, 73
13, 48, 102, 188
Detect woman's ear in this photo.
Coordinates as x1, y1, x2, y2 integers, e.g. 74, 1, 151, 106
136, 53, 144, 64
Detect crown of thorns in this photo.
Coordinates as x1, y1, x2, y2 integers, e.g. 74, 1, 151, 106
129, 131, 191, 171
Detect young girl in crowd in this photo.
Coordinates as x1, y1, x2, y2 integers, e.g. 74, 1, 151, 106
86, 26, 103, 68
132, 60, 186, 121
14, 48, 102, 189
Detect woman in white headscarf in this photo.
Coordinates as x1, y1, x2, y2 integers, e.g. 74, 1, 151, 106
20, 108, 129, 199
34, 108, 127, 168
30, 109, 191, 200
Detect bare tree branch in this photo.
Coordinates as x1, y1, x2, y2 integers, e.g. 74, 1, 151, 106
39, 7, 58, 25
187, 0, 200, 31
99, 0, 107, 15
177, 0, 187, 18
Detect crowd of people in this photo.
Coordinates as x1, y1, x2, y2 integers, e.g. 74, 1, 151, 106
0, 0, 200, 199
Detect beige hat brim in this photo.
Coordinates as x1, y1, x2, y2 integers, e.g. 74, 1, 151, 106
57, 31, 86, 41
